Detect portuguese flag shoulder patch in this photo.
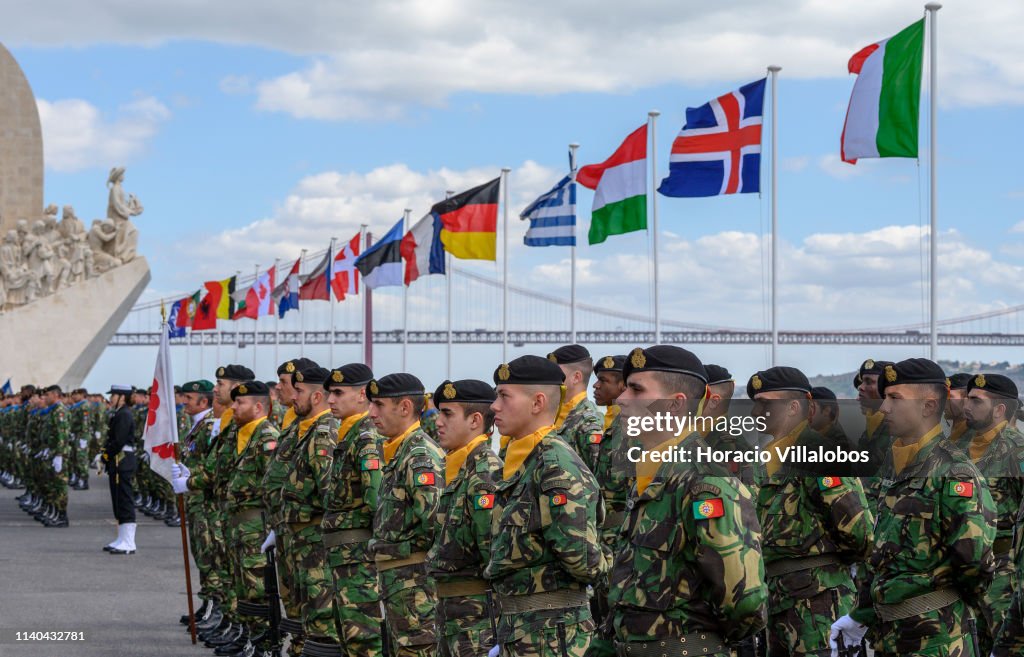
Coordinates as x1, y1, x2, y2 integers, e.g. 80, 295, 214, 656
549, 493, 568, 507
693, 498, 725, 519
473, 494, 495, 510
415, 472, 436, 486
589, 433, 602, 444
948, 481, 974, 498
361, 458, 380, 471
818, 476, 842, 490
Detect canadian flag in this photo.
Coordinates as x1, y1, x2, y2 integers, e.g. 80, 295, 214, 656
143, 322, 180, 482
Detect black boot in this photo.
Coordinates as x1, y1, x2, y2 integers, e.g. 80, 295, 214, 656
181, 598, 210, 625
215, 634, 251, 656
44, 511, 69, 528
205, 624, 243, 648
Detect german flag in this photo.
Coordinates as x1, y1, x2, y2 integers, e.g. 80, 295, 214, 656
433, 177, 500, 261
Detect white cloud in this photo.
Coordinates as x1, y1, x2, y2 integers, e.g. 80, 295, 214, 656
782, 156, 810, 172
1010, 220, 1024, 233
3, 1, 1022, 120
37, 96, 171, 172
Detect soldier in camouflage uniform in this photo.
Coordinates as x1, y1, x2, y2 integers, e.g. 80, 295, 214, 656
748, 367, 873, 657
420, 393, 440, 442
960, 373, 1024, 655
267, 381, 287, 428
427, 379, 502, 657
944, 373, 972, 446
319, 363, 386, 657
700, 364, 763, 491
39, 385, 71, 528
484, 355, 607, 657
993, 498, 1024, 655
546, 344, 604, 474
853, 359, 895, 509
832, 358, 996, 657
130, 388, 151, 511
368, 372, 445, 657
608, 346, 767, 656
67, 389, 92, 490
809, 386, 850, 447
89, 392, 108, 467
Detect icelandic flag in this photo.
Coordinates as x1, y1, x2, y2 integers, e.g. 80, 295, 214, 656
166, 300, 187, 338
1, 379, 11, 395
275, 258, 302, 317
521, 174, 576, 247
658, 78, 766, 198
355, 219, 405, 289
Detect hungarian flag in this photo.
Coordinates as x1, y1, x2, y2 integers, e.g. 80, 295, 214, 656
332, 233, 361, 300
435, 178, 500, 261
299, 243, 335, 301
578, 125, 648, 245
273, 258, 302, 317
841, 19, 924, 164
401, 212, 445, 285
235, 266, 276, 319
143, 323, 180, 482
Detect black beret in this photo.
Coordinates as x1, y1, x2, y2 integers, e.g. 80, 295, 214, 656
547, 344, 591, 365
43, 384, 62, 394
434, 379, 497, 405
853, 373, 863, 389
173, 385, 182, 393
325, 363, 374, 388
858, 358, 894, 377
182, 379, 214, 393
947, 373, 972, 390
277, 357, 318, 377
293, 366, 330, 386
877, 358, 947, 396
594, 355, 626, 375
966, 373, 1018, 400
367, 373, 425, 400
622, 345, 708, 384
705, 364, 733, 386
811, 386, 837, 402
107, 384, 133, 395
216, 364, 256, 381
230, 380, 270, 400
746, 366, 811, 398
493, 355, 565, 386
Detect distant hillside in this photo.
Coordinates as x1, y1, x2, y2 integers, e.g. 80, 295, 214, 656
809, 360, 1024, 398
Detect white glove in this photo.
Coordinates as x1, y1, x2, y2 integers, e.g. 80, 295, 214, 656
78, 438, 88, 449
52, 455, 63, 473
488, 645, 500, 657
260, 530, 277, 554
171, 463, 190, 480
829, 615, 867, 657
94, 431, 101, 439
171, 476, 190, 494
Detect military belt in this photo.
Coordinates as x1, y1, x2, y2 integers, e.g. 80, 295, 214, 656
497, 588, 588, 614
874, 588, 960, 622
993, 537, 1012, 555
229, 508, 263, 528
236, 600, 270, 618
765, 554, 841, 578
375, 551, 428, 572
322, 528, 372, 548
602, 510, 626, 530
614, 632, 727, 657
279, 617, 304, 637
436, 578, 490, 598
287, 516, 323, 532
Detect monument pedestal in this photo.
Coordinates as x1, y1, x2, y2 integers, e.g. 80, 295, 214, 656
0, 257, 150, 388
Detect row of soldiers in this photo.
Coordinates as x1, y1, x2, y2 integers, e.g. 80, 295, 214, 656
86, 345, 1024, 657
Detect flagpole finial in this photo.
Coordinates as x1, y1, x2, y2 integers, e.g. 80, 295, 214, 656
648, 110, 661, 118
160, 299, 167, 323
501, 167, 511, 173
768, 65, 782, 73
924, 2, 941, 10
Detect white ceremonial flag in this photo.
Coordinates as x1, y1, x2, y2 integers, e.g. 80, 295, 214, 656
143, 323, 180, 482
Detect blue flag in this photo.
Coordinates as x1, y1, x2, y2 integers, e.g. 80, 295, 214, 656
355, 219, 405, 289
1, 379, 11, 395
167, 300, 187, 338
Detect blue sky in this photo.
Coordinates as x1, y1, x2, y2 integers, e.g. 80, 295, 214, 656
4, 0, 1024, 387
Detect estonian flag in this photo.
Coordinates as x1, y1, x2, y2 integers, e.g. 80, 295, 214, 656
355, 219, 405, 289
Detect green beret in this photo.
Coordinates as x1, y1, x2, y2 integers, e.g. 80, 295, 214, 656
182, 380, 214, 393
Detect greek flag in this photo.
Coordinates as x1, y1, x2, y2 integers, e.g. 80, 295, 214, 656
521, 174, 576, 247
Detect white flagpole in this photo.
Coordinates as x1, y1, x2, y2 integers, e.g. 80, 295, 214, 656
329, 237, 337, 367
273, 258, 280, 367
402, 209, 411, 370
926, 3, 941, 359
300, 248, 308, 358
768, 65, 781, 367
445, 190, 454, 379
253, 263, 259, 372
648, 111, 661, 344
360, 225, 368, 364
501, 168, 511, 362
569, 143, 579, 345
233, 270, 241, 362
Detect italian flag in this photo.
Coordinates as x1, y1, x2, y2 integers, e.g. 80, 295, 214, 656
577, 124, 647, 245
841, 19, 925, 164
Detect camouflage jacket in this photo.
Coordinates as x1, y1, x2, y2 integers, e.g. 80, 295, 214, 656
180, 410, 215, 510
821, 421, 850, 447
91, 401, 107, 439
269, 400, 287, 429
176, 404, 192, 438
41, 403, 71, 458
187, 412, 237, 497
994, 500, 1024, 656
279, 410, 339, 525
590, 414, 639, 548
427, 438, 503, 581
225, 418, 280, 513
68, 400, 91, 440
972, 423, 1024, 548
557, 396, 604, 475
855, 414, 895, 509
608, 432, 767, 644
704, 428, 763, 494
371, 423, 445, 562
261, 418, 301, 530
322, 413, 384, 563
851, 433, 996, 640
420, 409, 439, 442
131, 403, 148, 448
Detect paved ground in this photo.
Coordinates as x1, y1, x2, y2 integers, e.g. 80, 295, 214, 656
0, 473, 208, 657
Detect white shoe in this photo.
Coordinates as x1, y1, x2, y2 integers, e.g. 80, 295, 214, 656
110, 523, 136, 555
104, 525, 126, 552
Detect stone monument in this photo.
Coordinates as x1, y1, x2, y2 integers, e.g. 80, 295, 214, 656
0, 45, 150, 388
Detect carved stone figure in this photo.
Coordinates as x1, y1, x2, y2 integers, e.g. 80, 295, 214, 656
106, 167, 142, 263
0, 228, 37, 307
87, 219, 120, 273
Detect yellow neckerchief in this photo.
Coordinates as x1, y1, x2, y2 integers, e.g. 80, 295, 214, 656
297, 408, 331, 439
445, 434, 489, 484
499, 434, 512, 451
220, 408, 234, 426
636, 422, 696, 495
603, 405, 620, 432
865, 410, 884, 438
892, 424, 943, 475
969, 420, 1007, 462
504, 424, 554, 479
555, 391, 587, 429
765, 420, 808, 477
237, 417, 266, 454
383, 421, 421, 464
948, 418, 968, 444
281, 406, 297, 430
337, 411, 368, 443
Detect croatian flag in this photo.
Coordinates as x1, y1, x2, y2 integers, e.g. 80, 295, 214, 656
143, 324, 180, 482
658, 78, 766, 197
275, 258, 302, 317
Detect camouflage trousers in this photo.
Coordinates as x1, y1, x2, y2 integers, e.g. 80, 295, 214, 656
186, 502, 216, 601
276, 527, 305, 657
436, 591, 494, 657
204, 502, 236, 618
327, 545, 383, 657
976, 553, 1014, 656
497, 615, 594, 657
71, 435, 90, 483
289, 524, 335, 642
229, 513, 271, 639
767, 575, 855, 657
872, 599, 979, 657
44, 462, 68, 512
379, 562, 439, 657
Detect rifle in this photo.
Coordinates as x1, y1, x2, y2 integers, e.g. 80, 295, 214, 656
966, 616, 981, 657
262, 514, 282, 648
734, 636, 757, 657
